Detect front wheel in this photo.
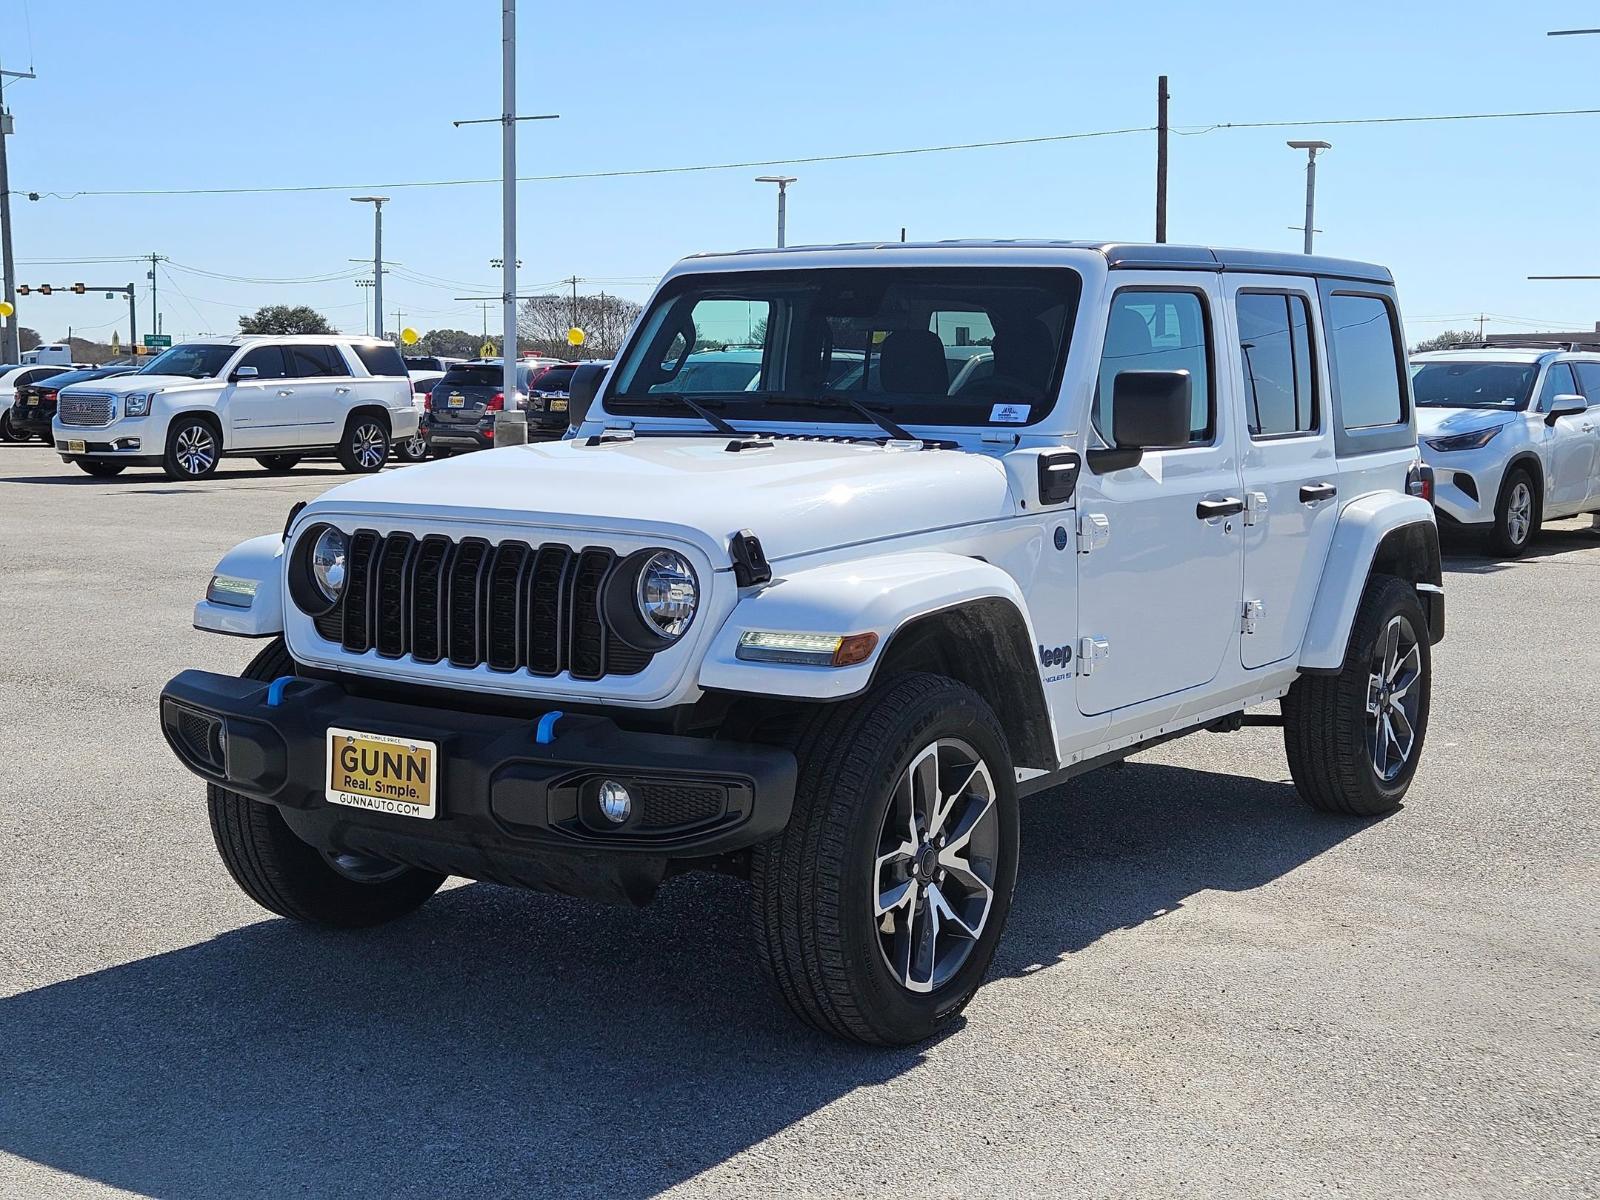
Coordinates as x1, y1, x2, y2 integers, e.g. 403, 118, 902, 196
337, 415, 389, 473
1283, 575, 1431, 816
1489, 467, 1538, 557
163, 416, 221, 480
0, 410, 18, 442
752, 673, 1019, 1045
207, 638, 446, 926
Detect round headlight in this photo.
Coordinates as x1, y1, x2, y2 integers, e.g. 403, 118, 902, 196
636, 550, 697, 639
310, 527, 349, 603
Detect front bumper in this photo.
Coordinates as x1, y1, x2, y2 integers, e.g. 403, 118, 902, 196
1419, 444, 1505, 527
159, 669, 797, 904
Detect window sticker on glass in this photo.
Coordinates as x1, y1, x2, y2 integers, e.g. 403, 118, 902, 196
989, 402, 1031, 424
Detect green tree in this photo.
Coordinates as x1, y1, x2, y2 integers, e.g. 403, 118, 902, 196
238, 304, 335, 335
418, 328, 483, 358
18, 327, 40, 352
1410, 329, 1478, 353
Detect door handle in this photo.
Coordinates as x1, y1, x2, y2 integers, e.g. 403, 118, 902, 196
1196, 497, 1245, 520
335, 386, 351, 394
276, 389, 295, 397
1299, 483, 1338, 504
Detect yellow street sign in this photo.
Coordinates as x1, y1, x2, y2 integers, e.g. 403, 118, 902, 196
111, 332, 121, 353
480, 340, 495, 357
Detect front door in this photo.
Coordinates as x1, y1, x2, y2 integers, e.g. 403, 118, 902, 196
225, 346, 301, 450
1225, 279, 1342, 669
1075, 279, 1244, 716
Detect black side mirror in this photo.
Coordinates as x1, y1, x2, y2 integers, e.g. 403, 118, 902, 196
567, 363, 608, 428
1088, 370, 1193, 472
1545, 393, 1587, 425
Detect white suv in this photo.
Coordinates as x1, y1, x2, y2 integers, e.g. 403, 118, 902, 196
52, 334, 419, 481
160, 241, 1443, 1044
1411, 345, 1600, 554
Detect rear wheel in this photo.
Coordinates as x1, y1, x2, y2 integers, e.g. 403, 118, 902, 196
163, 415, 221, 481
76, 460, 127, 478
337, 414, 389, 472
752, 673, 1019, 1044
1489, 467, 1537, 557
255, 454, 300, 473
1283, 575, 1431, 816
207, 638, 446, 927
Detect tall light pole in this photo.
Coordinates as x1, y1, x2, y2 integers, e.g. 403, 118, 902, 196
1287, 141, 1331, 255
755, 175, 796, 248
0, 46, 37, 364
350, 197, 389, 338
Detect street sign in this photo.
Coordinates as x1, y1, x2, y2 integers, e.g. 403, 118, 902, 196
143, 334, 172, 349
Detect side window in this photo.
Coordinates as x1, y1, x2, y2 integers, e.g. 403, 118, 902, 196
1236, 292, 1318, 437
1538, 363, 1578, 410
1094, 289, 1213, 445
1569, 362, 1600, 405
1327, 293, 1406, 429
351, 342, 406, 377
236, 346, 289, 379
286, 344, 344, 378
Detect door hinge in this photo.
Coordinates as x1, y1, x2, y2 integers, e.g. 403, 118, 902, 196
1077, 511, 1111, 554
1242, 599, 1264, 635
1077, 636, 1110, 676
1244, 490, 1269, 527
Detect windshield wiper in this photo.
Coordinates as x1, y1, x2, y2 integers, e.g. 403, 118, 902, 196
767, 394, 916, 442
612, 392, 747, 437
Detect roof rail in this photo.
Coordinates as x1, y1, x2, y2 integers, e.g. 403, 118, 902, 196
1444, 339, 1600, 352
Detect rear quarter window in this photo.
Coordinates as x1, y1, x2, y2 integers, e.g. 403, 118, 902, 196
351, 343, 407, 377
1326, 293, 1406, 430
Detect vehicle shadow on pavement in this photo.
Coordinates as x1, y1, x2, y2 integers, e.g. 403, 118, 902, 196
1440, 519, 1600, 573
0, 762, 1362, 1199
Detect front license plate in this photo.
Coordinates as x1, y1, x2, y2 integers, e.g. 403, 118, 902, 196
67, 439, 85, 453
326, 727, 438, 819
447, 392, 466, 408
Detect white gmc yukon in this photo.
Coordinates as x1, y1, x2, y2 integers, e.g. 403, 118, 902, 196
54, 334, 418, 480
160, 242, 1444, 1044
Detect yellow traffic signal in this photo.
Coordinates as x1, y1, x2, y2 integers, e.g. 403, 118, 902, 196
38, 284, 51, 296
71, 282, 85, 295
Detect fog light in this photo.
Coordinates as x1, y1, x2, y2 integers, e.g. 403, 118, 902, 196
597, 779, 632, 824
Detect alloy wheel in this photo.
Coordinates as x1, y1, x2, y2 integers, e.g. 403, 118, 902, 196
1506, 480, 1533, 546
873, 738, 999, 993
401, 434, 426, 460
353, 422, 388, 469
175, 425, 216, 476
1365, 614, 1423, 782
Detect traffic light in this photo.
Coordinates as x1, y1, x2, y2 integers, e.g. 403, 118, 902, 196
71, 282, 85, 294
16, 285, 28, 296
38, 284, 51, 296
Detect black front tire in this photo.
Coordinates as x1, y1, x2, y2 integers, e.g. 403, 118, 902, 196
76, 460, 127, 478
752, 673, 1019, 1045
206, 638, 446, 927
255, 454, 300, 473
1283, 575, 1431, 816
0, 410, 17, 442
337, 414, 390, 473
1489, 467, 1538, 557
163, 415, 221, 480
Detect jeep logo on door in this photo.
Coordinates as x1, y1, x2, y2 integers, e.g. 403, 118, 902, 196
1038, 643, 1073, 669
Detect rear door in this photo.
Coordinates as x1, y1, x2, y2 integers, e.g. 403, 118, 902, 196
282, 343, 347, 448
225, 346, 297, 449
1225, 278, 1341, 669
1074, 278, 1245, 716
1563, 362, 1600, 510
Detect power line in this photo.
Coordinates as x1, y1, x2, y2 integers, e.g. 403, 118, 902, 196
1174, 105, 1600, 135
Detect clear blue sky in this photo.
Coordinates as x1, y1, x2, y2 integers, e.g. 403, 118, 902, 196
6, 0, 1600, 345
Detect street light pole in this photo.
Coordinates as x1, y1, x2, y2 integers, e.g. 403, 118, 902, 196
1287, 140, 1331, 255
755, 176, 796, 248
350, 197, 389, 339
501, 0, 518, 402
0, 47, 35, 364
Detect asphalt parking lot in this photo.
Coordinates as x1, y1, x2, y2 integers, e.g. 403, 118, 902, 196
1, 444, 1596, 1199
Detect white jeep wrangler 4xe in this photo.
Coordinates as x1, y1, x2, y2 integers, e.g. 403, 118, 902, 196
160, 241, 1443, 1045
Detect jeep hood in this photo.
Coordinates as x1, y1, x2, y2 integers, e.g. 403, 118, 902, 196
1415, 407, 1516, 438
312, 436, 1016, 562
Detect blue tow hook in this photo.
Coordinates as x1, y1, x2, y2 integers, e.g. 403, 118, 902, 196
266, 676, 296, 708
535, 711, 565, 745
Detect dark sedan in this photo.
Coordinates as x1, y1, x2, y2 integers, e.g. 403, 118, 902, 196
10, 364, 141, 442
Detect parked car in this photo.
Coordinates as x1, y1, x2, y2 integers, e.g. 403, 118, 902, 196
526, 360, 611, 435
1410, 344, 1600, 555
161, 240, 1443, 1045
0, 363, 77, 442
53, 335, 418, 480
419, 359, 540, 453
397, 368, 445, 463
9, 364, 141, 443
402, 355, 463, 374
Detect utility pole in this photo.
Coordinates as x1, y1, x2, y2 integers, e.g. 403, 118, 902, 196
567, 275, 579, 331
0, 54, 37, 363
145, 253, 168, 338
755, 176, 796, 247
349, 198, 388, 338
1155, 75, 1169, 243
1287, 141, 1331, 254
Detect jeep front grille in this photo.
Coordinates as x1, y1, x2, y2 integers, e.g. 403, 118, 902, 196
314, 530, 652, 680
58, 393, 115, 427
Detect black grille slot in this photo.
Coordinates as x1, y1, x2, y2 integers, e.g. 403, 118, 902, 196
176, 707, 225, 773
340, 530, 382, 653
486, 541, 531, 671
637, 781, 725, 830
527, 545, 573, 676
316, 530, 653, 680
568, 549, 613, 681
373, 533, 416, 659
448, 539, 492, 666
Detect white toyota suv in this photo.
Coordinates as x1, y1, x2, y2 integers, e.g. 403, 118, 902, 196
160, 241, 1443, 1044
52, 334, 419, 480
1411, 344, 1600, 554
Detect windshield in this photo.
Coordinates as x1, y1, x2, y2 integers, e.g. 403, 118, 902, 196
1410, 360, 1538, 410
138, 343, 236, 379
607, 267, 1081, 427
